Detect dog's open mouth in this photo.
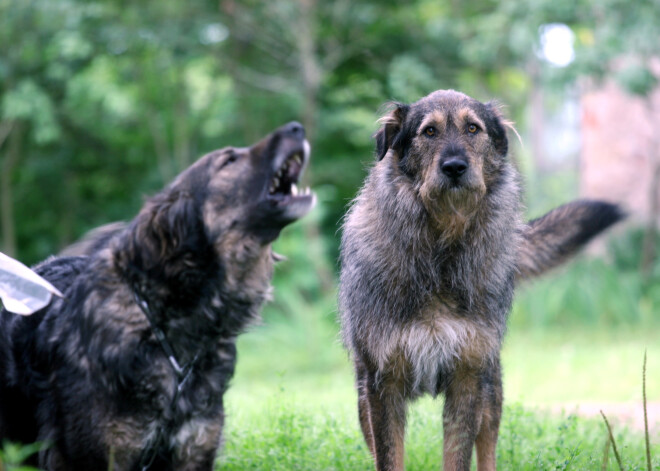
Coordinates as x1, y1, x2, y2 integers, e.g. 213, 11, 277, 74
266, 143, 315, 220
268, 151, 311, 199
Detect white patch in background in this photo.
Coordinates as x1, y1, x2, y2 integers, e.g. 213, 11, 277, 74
538, 23, 575, 68
200, 23, 228, 45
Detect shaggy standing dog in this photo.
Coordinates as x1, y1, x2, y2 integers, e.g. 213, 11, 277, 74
338, 90, 622, 471
0, 122, 315, 470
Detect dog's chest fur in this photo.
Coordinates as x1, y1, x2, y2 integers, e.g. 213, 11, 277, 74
373, 300, 501, 397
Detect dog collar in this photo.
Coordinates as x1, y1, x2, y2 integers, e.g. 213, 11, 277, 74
132, 290, 202, 470
132, 291, 200, 386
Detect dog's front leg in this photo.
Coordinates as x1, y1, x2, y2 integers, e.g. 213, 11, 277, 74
172, 416, 224, 471
360, 368, 407, 471
442, 368, 484, 471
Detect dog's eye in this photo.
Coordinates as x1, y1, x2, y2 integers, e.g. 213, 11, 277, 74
224, 153, 239, 166
467, 124, 479, 134
424, 126, 436, 137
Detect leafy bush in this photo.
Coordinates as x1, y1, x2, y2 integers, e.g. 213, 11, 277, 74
0, 441, 43, 471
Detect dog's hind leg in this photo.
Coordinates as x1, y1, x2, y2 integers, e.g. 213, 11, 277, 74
359, 364, 407, 471
356, 363, 376, 457
474, 360, 502, 471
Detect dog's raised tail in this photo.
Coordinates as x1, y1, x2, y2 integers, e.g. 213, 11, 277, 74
517, 200, 625, 281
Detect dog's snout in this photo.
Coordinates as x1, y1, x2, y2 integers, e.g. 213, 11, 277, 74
441, 158, 468, 179
282, 121, 305, 140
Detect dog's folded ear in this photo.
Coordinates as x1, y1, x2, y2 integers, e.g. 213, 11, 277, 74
483, 101, 509, 156
374, 103, 409, 161
128, 191, 204, 272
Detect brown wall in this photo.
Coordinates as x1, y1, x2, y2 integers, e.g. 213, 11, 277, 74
580, 67, 660, 225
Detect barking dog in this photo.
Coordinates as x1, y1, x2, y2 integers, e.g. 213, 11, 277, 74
338, 90, 622, 471
0, 122, 314, 470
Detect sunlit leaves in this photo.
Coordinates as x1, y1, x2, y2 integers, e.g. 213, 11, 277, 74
2, 80, 60, 144
65, 56, 138, 127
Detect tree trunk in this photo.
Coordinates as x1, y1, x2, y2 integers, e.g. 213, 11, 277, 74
147, 113, 173, 184
640, 99, 660, 279
220, 0, 255, 144
297, 0, 322, 141
295, 0, 334, 291
528, 60, 546, 173
1, 121, 19, 257
174, 93, 191, 173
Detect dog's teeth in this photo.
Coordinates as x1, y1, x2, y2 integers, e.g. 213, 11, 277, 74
291, 183, 298, 196
273, 177, 280, 188
294, 154, 302, 164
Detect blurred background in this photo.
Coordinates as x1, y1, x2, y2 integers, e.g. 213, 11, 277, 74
1, 0, 658, 432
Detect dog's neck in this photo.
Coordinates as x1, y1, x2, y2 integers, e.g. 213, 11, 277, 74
112, 220, 272, 353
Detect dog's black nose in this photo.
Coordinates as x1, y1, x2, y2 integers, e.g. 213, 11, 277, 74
441, 158, 468, 179
282, 121, 305, 140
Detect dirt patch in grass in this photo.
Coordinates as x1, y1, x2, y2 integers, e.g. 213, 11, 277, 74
548, 401, 660, 437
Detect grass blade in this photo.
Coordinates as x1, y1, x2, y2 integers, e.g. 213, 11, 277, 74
600, 410, 625, 471
643, 350, 652, 471
601, 438, 610, 471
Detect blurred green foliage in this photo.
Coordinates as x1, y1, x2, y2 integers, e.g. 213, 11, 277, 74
0, 440, 43, 471
1, 0, 659, 326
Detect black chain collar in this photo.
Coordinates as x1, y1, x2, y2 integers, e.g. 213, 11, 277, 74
131, 290, 202, 470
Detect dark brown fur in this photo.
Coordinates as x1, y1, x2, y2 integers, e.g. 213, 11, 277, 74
0, 122, 315, 470
338, 90, 622, 471
518, 199, 624, 280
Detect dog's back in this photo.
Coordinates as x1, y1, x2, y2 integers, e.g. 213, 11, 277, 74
58, 222, 127, 258
0, 256, 88, 449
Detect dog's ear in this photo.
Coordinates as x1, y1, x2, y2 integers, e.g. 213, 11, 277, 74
483, 101, 509, 156
131, 191, 203, 270
374, 103, 409, 161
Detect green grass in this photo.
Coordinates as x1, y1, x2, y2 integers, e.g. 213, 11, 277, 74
220, 378, 658, 470
218, 302, 659, 470
218, 244, 660, 470
219, 401, 657, 470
